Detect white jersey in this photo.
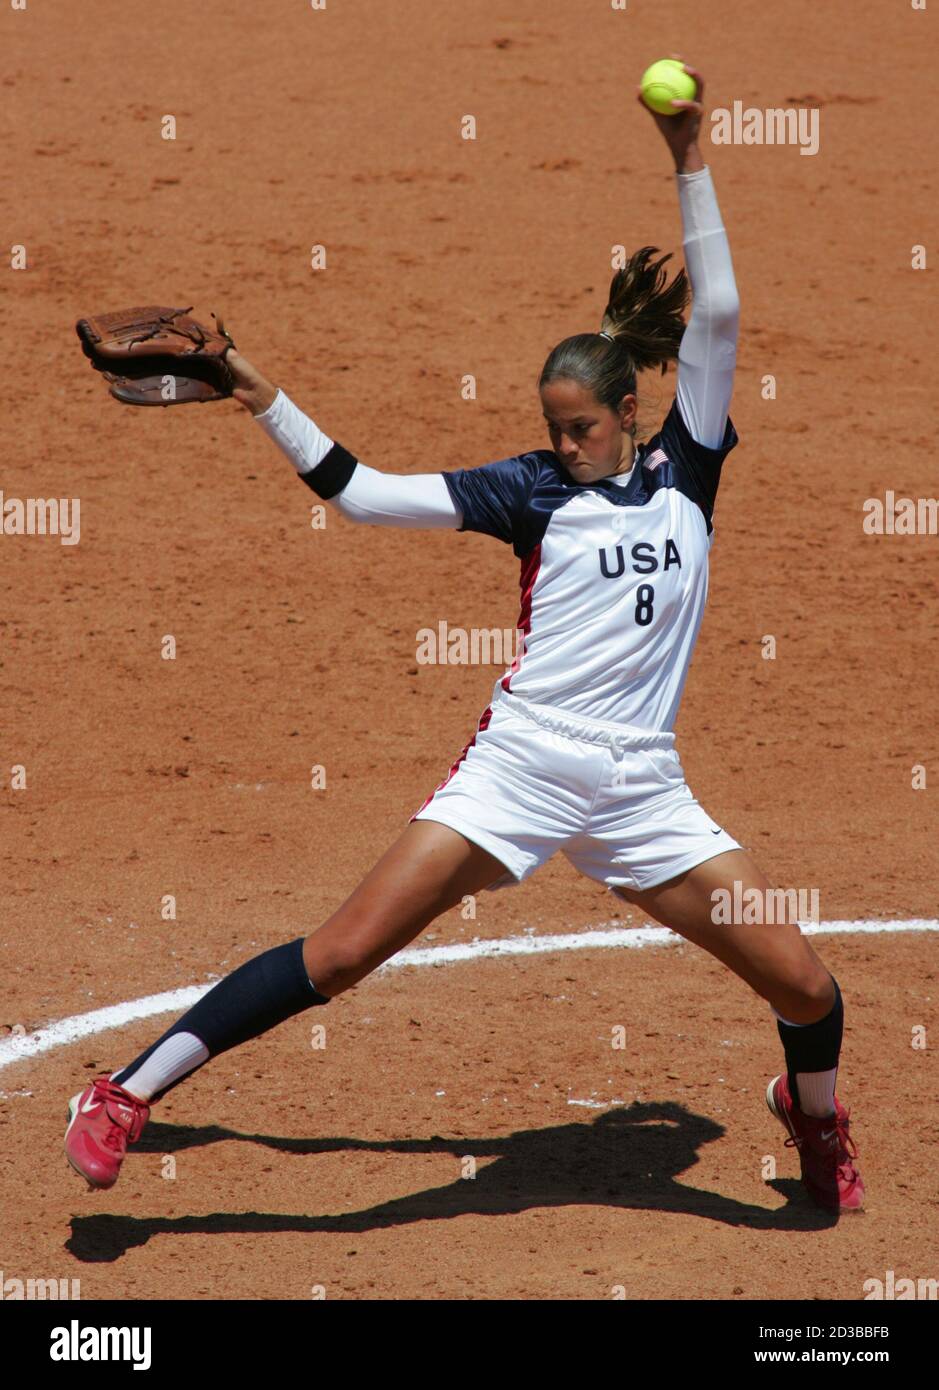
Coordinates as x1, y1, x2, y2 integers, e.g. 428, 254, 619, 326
255, 165, 739, 736
439, 400, 737, 731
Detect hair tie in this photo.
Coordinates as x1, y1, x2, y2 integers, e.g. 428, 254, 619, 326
598, 330, 615, 343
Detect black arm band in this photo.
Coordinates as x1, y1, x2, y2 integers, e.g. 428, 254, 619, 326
298, 442, 359, 499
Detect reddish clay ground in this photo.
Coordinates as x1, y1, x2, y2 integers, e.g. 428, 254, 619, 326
1, 0, 936, 1300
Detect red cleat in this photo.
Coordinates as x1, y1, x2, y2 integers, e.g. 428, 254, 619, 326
766, 1073, 864, 1212
65, 1074, 150, 1190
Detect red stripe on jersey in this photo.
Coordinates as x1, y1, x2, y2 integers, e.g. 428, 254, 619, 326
410, 704, 494, 820
501, 543, 542, 692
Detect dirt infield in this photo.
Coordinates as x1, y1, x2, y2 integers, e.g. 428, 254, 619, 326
1, 0, 936, 1301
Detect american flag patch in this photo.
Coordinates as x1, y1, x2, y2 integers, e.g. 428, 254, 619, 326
644, 447, 669, 471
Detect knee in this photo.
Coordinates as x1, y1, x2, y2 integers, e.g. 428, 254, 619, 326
304, 944, 363, 998
771, 965, 835, 1025
302, 926, 388, 998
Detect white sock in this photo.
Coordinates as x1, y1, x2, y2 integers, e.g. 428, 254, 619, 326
114, 1032, 209, 1103
771, 1007, 839, 1117
772, 1011, 838, 1117
794, 1068, 838, 1118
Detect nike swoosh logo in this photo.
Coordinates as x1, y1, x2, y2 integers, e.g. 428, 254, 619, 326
80, 1095, 101, 1115
711, 828, 722, 835
820, 1128, 839, 1142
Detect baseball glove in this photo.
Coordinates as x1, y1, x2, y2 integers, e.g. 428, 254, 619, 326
75, 305, 237, 406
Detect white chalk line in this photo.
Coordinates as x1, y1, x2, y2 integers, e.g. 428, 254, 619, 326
1, 918, 936, 1077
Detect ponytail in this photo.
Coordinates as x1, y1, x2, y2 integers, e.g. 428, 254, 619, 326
600, 247, 689, 374
539, 246, 689, 417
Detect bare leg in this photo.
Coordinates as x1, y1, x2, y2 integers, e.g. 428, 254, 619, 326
106, 821, 505, 1103
303, 820, 507, 995
64, 821, 509, 1189
612, 849, 834, 1023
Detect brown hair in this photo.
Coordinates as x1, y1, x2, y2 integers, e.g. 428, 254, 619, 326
539, 247, 690, 433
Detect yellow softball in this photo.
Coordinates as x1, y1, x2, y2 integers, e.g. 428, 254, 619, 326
640, 59, 697, 117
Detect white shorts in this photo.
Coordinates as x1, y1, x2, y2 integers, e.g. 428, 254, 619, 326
411, 690, 741, 893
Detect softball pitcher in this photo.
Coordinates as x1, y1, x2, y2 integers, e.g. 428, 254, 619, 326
65, 64, 863, 1213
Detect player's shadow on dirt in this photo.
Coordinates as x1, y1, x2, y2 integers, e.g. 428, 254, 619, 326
67, 1099, 836, 1261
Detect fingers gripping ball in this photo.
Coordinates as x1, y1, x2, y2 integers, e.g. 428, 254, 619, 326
640, 59, 697, 117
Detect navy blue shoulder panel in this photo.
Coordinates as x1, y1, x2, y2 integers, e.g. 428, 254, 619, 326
645, 398, 739, 528
442, 402, 738, 553
442, 451, 558, 556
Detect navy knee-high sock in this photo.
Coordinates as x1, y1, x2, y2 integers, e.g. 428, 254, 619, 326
776, 974, 843, 1110
112, 938, 329, 1103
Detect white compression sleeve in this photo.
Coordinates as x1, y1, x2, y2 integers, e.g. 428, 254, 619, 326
674, 166, 740, 450
332, 463, 462, 529
254, 389, 463, 528
254, 387, 335, 472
